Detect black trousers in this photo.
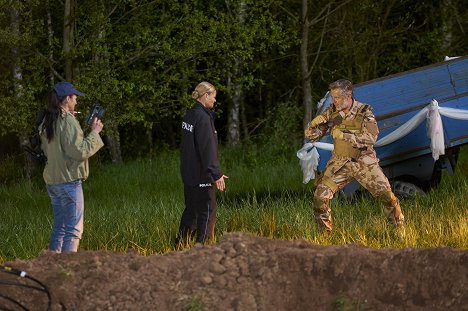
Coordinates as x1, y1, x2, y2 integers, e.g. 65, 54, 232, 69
176, 184, 217, 245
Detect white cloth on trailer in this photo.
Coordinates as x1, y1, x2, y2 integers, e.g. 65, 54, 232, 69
297, 99, 468, 183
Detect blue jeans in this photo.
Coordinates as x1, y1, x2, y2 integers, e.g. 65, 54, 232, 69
46, 180, 84, 252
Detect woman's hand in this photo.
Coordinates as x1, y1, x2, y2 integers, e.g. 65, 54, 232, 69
91, 118, 104, 134
215, 175, 229, 192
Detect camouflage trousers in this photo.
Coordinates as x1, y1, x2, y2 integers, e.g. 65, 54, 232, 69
313, 160, 404, 231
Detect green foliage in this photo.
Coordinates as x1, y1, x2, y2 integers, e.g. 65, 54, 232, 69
256, 101, 303, 158
0, 0, 53, 136
334, 294, 367, 311
1, 146, 467, 263
182, 297, 205, 311
0, 155, 23, 184
58, 0, 291, 153
306, 0, 467, 97
0, 0, 466, 166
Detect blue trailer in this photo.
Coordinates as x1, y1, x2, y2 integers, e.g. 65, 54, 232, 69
310, 56, 468, 197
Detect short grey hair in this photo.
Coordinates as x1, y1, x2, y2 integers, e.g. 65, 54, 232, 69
329, 79, 353, 96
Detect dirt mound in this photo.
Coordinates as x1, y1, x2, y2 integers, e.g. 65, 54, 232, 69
2, 233, 467, 311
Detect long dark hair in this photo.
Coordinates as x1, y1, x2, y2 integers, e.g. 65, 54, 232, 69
42, 90, 66, 142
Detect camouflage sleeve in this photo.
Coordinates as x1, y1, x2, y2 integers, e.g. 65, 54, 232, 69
343, 107, 378, 148
304, 123, 327, 141
304, 107, 333, 141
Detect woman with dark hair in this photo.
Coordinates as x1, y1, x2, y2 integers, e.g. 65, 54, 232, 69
40, 81, 104, 253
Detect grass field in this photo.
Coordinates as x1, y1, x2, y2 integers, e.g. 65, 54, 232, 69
1, 145, 467, 263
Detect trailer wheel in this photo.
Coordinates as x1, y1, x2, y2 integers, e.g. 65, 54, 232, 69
392, 180, 426, 198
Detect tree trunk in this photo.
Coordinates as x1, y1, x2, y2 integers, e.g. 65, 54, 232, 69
241, 92, 249, 141
146, 126, 153, 155
11, 6, 35, 178
95, 23, 123, 164
105, 120, 122, 164
46, 0, 55, 86
441, 0, 453, 52
10, 9, 23, 99
227, 67, 242, 146
63, 0, 74, 81
226, 0, 246, 146
300, 0, 313, 129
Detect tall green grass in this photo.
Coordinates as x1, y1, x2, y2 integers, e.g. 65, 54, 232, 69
1, 145, 467, 263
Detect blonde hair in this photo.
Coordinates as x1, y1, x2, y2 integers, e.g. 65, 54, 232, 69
191, 81, 216, 100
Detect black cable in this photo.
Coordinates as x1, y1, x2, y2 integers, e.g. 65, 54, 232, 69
0, 280, 48, 292
0, 294, 28, 311
0, 265, 52, 311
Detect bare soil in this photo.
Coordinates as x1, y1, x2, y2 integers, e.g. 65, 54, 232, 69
1, 233, 467, 311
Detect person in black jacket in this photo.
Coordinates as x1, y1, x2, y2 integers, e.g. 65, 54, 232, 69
176, 81, 228, 247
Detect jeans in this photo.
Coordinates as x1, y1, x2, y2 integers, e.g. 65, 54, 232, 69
46, 180, 84, 252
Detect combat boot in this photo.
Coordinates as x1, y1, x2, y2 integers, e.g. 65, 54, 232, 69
315, 211, 333, 233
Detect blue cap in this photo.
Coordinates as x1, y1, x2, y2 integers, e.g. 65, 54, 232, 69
53, 81, 85, 97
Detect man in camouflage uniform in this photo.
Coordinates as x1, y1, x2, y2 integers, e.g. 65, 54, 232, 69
305, 79, 404, 232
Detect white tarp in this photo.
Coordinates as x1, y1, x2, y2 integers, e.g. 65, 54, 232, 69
297, 99, 468, 183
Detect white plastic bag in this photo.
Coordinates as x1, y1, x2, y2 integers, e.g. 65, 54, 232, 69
297, 143, 319, 184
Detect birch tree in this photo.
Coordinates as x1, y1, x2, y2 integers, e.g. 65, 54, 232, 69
226, 0, 246, 146
63, 0, 74, 80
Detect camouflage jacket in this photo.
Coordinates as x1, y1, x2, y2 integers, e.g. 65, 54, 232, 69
304, 99, 380, 171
